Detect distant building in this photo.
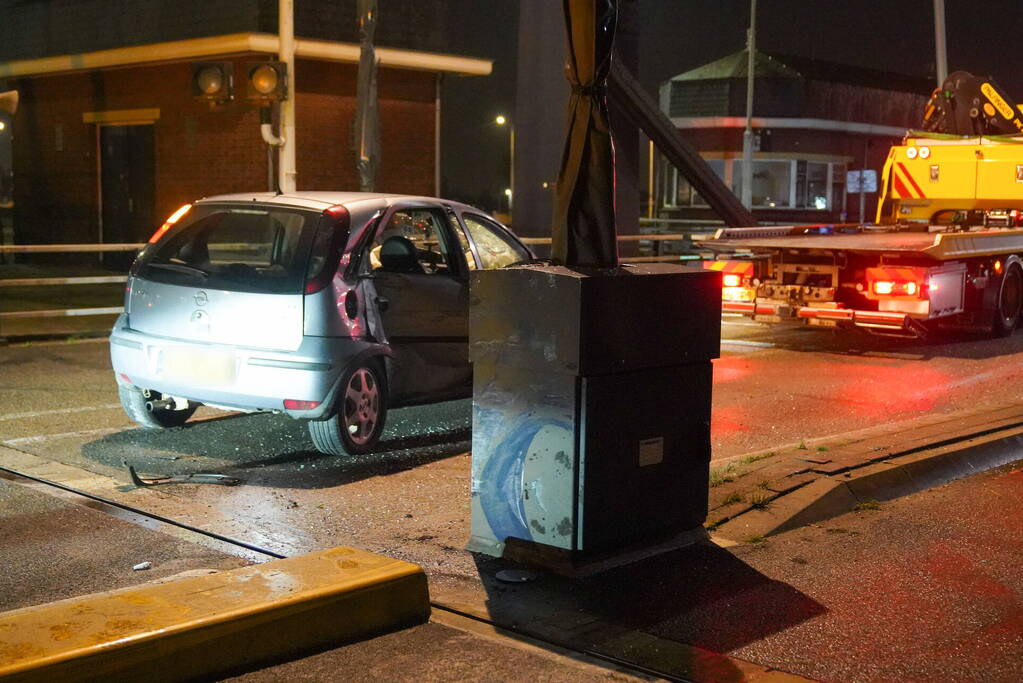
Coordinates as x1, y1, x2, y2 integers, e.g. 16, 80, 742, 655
656, 50, 933, 225
0, 0, 490, 246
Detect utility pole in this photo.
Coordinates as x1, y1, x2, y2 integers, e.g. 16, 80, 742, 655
933, 0, 948, 87
279, 0, 297, 192
741, 0, 756, 210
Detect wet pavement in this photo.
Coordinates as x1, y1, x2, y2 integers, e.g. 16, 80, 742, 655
3, 326, 1023, 679
726, 459, 1023, 681
0, 477, 249, 613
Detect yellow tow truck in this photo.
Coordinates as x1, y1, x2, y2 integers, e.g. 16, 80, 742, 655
703, 71, 1023, 338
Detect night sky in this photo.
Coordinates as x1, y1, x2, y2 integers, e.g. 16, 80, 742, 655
441, 0, 1023, 210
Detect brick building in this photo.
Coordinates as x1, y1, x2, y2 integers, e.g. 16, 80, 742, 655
0, 0, 490, 247
656, 50, 933, 224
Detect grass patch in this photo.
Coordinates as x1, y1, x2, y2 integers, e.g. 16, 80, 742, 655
722, 492, 744, 506
748, 491, 772, 509
704, 518, 724, 531
739, 451, 776, 465
709, 462, 747, 487
854, 499, 882, 511
742, 535, 767, 546
756, 480, 771, 490
816, 445, 829, 452
796, 440, 808, 450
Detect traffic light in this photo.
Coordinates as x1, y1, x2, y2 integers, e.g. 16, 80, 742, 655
191, 62, 234, 102
246, 62, 288, 103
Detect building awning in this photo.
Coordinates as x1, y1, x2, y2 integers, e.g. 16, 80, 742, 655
671, 116, 907, 137
0, 32, 492, 79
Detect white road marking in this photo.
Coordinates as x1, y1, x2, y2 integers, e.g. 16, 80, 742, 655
2, 427, 125, 445
720, 339, 775, 348
0, 403, 122, 421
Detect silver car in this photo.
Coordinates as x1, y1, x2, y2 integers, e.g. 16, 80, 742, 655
110, 192, 532, 455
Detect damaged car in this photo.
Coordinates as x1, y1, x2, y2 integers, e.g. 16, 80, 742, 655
109, 192, 532, 455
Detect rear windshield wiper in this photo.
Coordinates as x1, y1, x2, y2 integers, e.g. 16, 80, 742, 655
146, 262, 209, 278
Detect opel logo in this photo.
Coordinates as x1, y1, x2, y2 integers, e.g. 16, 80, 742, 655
194, 290, 208, 307
190, 310, 208, 324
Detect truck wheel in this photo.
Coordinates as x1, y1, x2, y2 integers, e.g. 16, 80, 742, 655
308, 361, 388, 456
119, 386, 197, 429
993, 264, 1023, 336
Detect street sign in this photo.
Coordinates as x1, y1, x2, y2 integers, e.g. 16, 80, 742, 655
847, 169, 877, 193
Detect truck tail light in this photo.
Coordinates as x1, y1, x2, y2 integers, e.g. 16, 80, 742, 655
867, 266, 927, 300
722, 273, 742, 287
871, 279, 923, 298
148, 204, 192, 243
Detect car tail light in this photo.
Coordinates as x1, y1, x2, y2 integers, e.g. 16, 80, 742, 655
722, 273, 742, 287
284, 399, 320, 410
148, 204, 192, 243
304, 205, 351, 294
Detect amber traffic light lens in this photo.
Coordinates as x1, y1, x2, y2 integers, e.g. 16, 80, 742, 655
251, 65, 279, 95
197, 68, 224, 95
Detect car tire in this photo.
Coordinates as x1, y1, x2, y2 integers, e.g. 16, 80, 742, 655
993, 263, 1023, 337
119, 386, 198, 429
308, 361, 388, 456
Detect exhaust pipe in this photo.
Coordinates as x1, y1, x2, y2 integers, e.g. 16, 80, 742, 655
145, 399, 175, 412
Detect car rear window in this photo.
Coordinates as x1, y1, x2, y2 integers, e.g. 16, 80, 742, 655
137, 205, 322, 294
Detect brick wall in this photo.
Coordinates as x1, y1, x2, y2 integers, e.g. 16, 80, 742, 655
12, 57, 436, 244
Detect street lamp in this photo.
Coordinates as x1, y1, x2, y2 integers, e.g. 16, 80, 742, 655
495, 115, 514, 216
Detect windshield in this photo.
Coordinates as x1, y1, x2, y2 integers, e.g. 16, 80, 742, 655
137, 205, 322, 294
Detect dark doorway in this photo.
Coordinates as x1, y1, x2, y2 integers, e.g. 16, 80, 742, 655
100, 125, 154, 270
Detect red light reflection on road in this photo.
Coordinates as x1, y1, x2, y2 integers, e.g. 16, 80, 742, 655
827, 363, 950, 416
712, 356, 751, 383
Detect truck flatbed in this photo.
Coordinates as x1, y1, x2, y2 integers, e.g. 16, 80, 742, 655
705, 226, 1023, 261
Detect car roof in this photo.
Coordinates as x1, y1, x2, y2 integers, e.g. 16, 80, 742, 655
195, 191, 479, 214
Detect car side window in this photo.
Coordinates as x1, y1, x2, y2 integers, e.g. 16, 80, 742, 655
460, 214, 529, 270
369, 209, 457, 275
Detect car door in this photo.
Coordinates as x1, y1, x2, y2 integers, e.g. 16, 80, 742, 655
362, 204, 471, 404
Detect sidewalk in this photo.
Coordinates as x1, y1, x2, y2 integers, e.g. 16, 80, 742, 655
4, 404, 1023, 681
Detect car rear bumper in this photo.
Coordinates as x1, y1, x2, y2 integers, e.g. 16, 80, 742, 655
109, 316, 379, 419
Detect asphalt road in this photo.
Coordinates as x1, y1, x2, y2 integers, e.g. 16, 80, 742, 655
3, 321, 1023, 679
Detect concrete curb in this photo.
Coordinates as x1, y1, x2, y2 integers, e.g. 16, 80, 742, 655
0, 547, 430, 682
717, 424, 1023, 541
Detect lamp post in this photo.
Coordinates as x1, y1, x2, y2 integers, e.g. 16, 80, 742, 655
495, 115, 514, 216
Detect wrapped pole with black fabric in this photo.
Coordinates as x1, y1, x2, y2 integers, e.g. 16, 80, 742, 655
551, 0, 618, 269
468, 0, 720, 573
354, 0, 380, 193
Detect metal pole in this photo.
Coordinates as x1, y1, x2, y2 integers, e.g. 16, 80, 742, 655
934, 0, 948, 87
509, 124, 515, 215
435, 74, 442, 197
859, 139, 868, 223
740, 0, 756, 209
647, 138, 655, 219
279, 0, 297, 192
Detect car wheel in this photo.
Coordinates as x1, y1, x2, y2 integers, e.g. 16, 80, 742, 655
993, 263, 1023, 337
308, 361, 388, 456
119, 386, 198, 429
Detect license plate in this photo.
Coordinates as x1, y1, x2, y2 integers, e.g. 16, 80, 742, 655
161, 347, 236, 385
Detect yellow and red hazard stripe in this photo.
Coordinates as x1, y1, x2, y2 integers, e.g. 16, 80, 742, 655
890, 162, 927, 199
702, 260, 754, 287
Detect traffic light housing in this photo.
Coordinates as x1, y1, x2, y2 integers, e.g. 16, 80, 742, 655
191, 62, 234, 102
246, 62, 288, 103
